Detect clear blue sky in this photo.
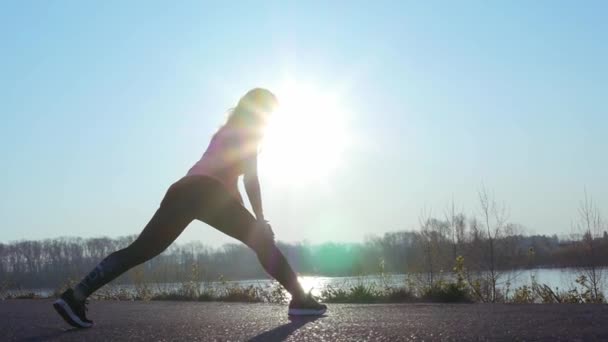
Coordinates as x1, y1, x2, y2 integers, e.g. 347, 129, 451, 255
1, 1, 607, 246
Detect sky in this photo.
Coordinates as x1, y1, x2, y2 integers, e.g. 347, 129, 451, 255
1, 1, 607, 247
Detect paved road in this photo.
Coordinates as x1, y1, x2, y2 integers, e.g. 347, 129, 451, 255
1, 300, 607, 341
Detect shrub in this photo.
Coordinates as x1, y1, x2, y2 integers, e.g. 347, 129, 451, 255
421, 281, 470, 303
510, 285, 535, 304
385, 288, 416, 302
218, 285, 263, 302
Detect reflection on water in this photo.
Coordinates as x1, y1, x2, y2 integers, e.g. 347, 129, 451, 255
298, 267, 607, 297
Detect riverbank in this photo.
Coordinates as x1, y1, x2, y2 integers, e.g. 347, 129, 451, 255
3, 273, 605, 304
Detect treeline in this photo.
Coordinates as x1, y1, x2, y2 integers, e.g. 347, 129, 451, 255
2, 189, 606, 298
1, 223, 606, 290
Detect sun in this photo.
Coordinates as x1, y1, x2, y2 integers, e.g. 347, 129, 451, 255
259, 81, 351, 185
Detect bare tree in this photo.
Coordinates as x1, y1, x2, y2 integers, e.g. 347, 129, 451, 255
454, 214, 467, 252
573, 190, 605, 302
478, 186, 509, 302
445, 197, 458, 261
417, 208, 440, 287
444, 197, 467, 261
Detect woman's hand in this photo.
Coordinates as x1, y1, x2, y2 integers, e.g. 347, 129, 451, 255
255, 219, 275, 242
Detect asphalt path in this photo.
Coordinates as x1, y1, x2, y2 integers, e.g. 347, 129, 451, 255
1, 300, 607, 341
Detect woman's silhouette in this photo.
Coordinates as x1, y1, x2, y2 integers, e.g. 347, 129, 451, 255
53, 88, 327, 328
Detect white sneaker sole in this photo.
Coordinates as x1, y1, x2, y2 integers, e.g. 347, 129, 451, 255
288, 307, 327, 316
53, 299, 93, 328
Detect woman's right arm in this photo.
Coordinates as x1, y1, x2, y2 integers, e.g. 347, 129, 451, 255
243, 153, 264, 221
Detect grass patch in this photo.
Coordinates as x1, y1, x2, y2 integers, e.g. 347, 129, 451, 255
150, 284, 264, 303
14, 292, 38, 299
509, 275, 605, 304
420, 282, 471, 303
151, 291, 215, 302
321, 284, 417, 303
321, 284, 378, 303
385, 288, 417, 302
217, 285, 263, 302
2, 291, 40, 299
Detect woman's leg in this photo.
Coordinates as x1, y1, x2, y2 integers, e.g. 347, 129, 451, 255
197, 186, 306, 300
73, 186, 194, 301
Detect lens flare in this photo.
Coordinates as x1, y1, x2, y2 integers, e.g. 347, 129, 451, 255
260, 81, 351, 185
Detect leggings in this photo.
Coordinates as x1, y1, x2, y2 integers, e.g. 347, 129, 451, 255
74, 175, 304, 299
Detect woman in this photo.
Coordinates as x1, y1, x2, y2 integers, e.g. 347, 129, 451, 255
53, 88, 327, 328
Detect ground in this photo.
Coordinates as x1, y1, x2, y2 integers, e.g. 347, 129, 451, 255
2, 300, 607, 341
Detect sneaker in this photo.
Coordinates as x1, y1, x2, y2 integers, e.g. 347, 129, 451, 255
53, 288, 93, 328
288, 293, 327, 316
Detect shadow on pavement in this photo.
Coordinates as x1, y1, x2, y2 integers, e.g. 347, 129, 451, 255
248, 315, 324, 342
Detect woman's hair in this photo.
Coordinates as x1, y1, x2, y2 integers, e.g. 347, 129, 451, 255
225, 88, 278, 129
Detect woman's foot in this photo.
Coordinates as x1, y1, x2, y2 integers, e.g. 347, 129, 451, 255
288, 293, 327, 316
53, 288, 93, 328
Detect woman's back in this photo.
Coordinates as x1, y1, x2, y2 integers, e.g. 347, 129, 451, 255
186, 126, 253, 197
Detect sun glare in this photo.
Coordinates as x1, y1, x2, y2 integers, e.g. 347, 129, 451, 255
259, 82, 351, 184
